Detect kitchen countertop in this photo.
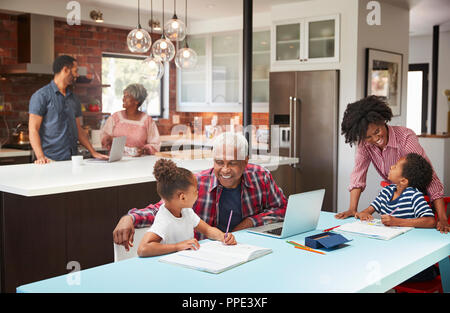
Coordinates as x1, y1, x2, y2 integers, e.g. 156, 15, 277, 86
0, 155, 298, 197
0, 148, 32, 158
159, 134, 269, 150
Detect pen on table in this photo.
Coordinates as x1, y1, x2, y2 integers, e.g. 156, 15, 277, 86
324, 225, 341, 232
224, 210, 233, 240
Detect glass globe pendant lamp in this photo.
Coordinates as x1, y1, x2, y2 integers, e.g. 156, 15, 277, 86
164, 0, 186, 41
142, 0, 165, 81
174, 0, 197, 69
152, 0, 175, 62
152, 36, 175, 62
127, 0, 151, 53
142, 55, 165, 80
175, 42, 197, 69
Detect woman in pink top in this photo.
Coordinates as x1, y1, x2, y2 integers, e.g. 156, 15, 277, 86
101, 83, 161, 156
335, 96, 448, 233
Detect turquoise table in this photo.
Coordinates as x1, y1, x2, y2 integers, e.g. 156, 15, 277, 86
17, 212, 449, 293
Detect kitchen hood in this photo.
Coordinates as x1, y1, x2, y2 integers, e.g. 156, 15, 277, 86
0, 14, 86, 76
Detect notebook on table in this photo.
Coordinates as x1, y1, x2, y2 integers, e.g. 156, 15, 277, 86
159, 241, 272, 274
85, 136, 127, 163
334, 219, 413, 240
246, 189, 325, 239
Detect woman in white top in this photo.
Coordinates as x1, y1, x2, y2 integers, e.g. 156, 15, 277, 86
137, 159, 236, 257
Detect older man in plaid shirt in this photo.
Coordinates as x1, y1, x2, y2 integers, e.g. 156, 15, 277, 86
113, 132, 287, 251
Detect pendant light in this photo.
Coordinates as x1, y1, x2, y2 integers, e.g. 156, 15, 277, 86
152, 0, 176, 62
142, 0, 164, 80
127, 0, 152, 53
164, 0, 186, 41
175, 0, 197, 69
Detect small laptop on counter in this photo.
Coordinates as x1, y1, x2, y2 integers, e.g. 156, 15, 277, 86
247, 189, 325, 239
85, 136, 127, 163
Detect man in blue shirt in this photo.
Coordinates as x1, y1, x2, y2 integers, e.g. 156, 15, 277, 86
29, 55, 108, 163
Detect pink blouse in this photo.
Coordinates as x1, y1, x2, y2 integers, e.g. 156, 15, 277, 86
100, 111, 161, 155
349, 125, 443, 202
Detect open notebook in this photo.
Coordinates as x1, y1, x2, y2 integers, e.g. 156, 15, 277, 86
334, 219, 413, 240
159, 241, 272, 274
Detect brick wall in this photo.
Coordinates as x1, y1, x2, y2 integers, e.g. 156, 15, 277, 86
0, 13, 268, 141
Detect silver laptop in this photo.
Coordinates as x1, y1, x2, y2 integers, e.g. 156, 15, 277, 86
86, 136, 127, 163
247, 189, 325, 239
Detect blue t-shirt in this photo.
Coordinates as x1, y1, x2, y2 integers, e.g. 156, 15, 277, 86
370, 184, 434, 218
218, 184, 243, 232
29, 80, 82, 161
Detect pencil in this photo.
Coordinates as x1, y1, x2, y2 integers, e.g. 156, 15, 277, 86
324, 225, 341, 232
224, 210, 233, 240
287, 241, 326, 255
294, 245, 326, 255
389, 207, 400, 216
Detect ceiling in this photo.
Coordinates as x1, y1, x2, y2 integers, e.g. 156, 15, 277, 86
85, 0, 304, 21
83, 0, 450, 36
2, 0, 449, 36
408, 0, 450, 35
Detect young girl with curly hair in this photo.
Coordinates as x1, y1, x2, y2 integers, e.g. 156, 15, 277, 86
137, 159, 236, 257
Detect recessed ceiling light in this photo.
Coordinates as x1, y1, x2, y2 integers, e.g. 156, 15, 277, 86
207, 4, 216, 9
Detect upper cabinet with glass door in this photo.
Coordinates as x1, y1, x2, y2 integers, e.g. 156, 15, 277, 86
211, 32, 240, 108
178, 36, 207, 108
252, 30, 270, 108
178, 30, 271, 113
271, 14, 340, 67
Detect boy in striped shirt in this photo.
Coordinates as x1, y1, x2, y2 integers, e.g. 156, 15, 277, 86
355, 153, 436, 228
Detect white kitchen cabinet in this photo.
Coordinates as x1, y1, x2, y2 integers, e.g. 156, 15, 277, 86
178, 35, 208, 109
177, 30, 270, 113
271, 14, 340, 67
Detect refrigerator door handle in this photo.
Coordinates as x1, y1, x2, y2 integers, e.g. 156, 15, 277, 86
292, 97, 300, 169
289, 96, 293, 158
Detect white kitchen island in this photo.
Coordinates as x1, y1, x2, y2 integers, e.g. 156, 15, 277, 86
0, 155, 297, 197
0, 154, 298, 292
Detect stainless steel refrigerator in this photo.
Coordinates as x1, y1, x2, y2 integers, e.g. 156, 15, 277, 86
269, 70, 339, 212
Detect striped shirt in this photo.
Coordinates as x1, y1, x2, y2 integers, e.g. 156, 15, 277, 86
370, 184, 434, 218
349, 125, 444, 202
128, 163, 287, 240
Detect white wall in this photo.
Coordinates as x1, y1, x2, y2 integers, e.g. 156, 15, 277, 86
409, 31, 450, 135
419, 137, 450, 196
351, 0, 410, 211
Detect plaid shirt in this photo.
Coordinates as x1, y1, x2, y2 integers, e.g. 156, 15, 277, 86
128, 163, 287, 240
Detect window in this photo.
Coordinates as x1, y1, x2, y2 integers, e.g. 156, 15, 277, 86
407, 64, 429, 134
101, 53, 163, 118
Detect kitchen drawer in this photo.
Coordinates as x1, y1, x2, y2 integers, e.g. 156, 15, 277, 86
0, 155, 31, 165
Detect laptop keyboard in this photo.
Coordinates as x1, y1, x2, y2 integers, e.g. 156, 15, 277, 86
267, 227, 283, 235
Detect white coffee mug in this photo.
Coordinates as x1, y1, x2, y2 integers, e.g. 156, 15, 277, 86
72, 155, 83, 167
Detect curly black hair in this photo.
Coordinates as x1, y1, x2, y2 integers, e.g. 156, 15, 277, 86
341, 96, 393, 146
153, 158, 196, 200
401, 153, 433, 194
